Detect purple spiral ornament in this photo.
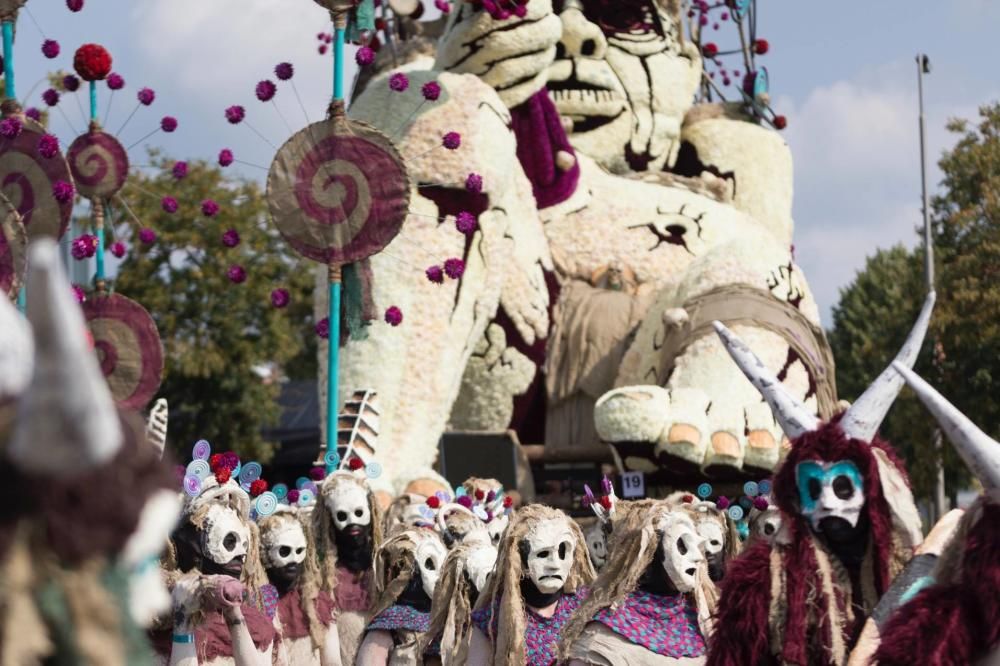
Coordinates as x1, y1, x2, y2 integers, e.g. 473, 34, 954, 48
83, 293, 164, 410
0, 193, 26, 299
266, 112, 409, 265
0, 114, 73, 239
192, 439, 212, 461
183, 474, 203, 496
67, 128, 130, 199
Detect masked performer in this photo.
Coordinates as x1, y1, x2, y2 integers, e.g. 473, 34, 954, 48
156, 455, 274, 666
0, 240, 181, 666
667, 492, 741, 583
469, 505, 596, 665
561, 502, 714, 665
706, 295, 933, 666
314, 467, 383, 663
357, 528, 448, 664
257, 507, 341, 665
871, 365, 1000, 666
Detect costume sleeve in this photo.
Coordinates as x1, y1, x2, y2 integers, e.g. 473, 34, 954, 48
706, 541, 777, 666
872, 587, 973, 666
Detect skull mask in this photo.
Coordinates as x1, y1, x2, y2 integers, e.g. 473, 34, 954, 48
201, 504, 251, 578
694, 514, 726, 582
658, 511, 704, 593
486, 513, 509, 548
521, 518, 576, 595
465, 542, 499, 594
584, 523, 607, 570
796, 460, 865, 537
326, 479, 372, 532
414, 533, 448, 599
261, 514, 308, 592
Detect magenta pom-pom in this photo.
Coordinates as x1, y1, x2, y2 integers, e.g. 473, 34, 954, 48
137, 87, 155, 106
138, 228, 157, 245
421, 81, 442, 101
753, 496, 770, 510
455, 211, 477, 236
434, 0, 451, 12
355, 46, 375, 66
255, 80, 277, 102
71, 234, 98, 260
53, 180, 75, 204
465, 173, 483, 193
309, 466, 325, 481
66, 0, 84, 11
457, 495, 473, 509
201, 199, 220, 217
107, 73, 125, 90
71, 284, 85, 302
389, 72, 409, 92
227, 264, 247, 284
62, 75, 80, 92
443, 258, 465, 280
225, 105, 245, 125
37, 134, 59, 159
318, 44, 328, 55
110, 241, 126, 258
315, 317, 330, 339
172, 161, 188, 180
717, 496, 730, 509
218, 149, 234, 167
442, 131, 461, 150
0, 117, 22, 139
161, 116, 178, 133
275, 62, 294, 81
425, 265, 444, 284
270, 288, 290, 308
221, 229, 241, 248
42, 39, 60, 59
161, 196, 178, 213
42, 89, 60, 107
384, 306, 403, 326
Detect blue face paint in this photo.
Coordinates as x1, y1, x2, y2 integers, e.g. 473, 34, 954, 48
795, 460, 864, 527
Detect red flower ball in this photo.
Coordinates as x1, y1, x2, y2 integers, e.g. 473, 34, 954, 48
209, 453, 224, 471
73, 44, 113, 82
598, 495, 612, 510
702, 42, 718, 57
215, 468, 232, 484
249, 479, 269, 497
474, 489, 485, 500
682, 494, 694, 503
348, 457, 365, 471
773, 115, 787, 130
426, 495, 441, 509
754, 39, 770, 55
503, 496, 513, 508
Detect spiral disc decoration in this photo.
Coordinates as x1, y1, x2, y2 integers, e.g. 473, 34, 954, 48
0, 193, 25, 299
0, 115, 73, 240
67, 129, 130, 199
266, 112, 410, 266
82, 293, 164, 410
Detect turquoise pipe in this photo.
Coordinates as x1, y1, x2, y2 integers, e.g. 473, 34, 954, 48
327, 281, 342, 453
89, 80, 98, 121
2, 22, 14, 99
333, 27, 345, 101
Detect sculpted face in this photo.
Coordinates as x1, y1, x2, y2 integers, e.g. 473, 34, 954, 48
658, 511, 703, 592
325, 479, 372, 532
584, 523, 607, 570
548, 0, 702, 172
414, 533, 448, 599
522, 518, 576, 594
261, 516, 308, 589
796, 460, 865, 535
203, 504, 251, 576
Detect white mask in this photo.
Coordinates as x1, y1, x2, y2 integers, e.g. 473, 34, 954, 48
325, 479, 372, 531
795, 460, 865, 531
262, 518, 308, 569
659, 513, 704, 593
465, 543, 498, 593
751, 508, 783, 543
696, 518, 725, 557
121, 490, 180, 627
414, 533, 448, 599
486, 513, 509, 547
203, 504, 250, 566
584, 524, 607, 570
523, 518, 575, 595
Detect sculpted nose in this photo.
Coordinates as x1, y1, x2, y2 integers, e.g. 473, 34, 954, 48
557, 6, 607, 60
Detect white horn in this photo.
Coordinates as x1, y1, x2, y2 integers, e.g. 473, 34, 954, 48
841, 291, 935, 442
893, 361, 999, 492
9, 239, 122, 474
713, 321, 819, 438
0, 292, 33, 403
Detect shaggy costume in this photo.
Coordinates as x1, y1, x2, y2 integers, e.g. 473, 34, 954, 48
149, 604, 276, 665
472, 592, 586, 666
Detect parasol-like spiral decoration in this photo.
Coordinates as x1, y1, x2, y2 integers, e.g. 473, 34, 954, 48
82, 292, 164, 410
0, 113, 73, 240
0, 192, 25, 299
67, 128, 130, 200
266, 110, 410, 266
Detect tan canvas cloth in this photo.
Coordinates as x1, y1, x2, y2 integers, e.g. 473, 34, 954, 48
545, 280, 653, 449
567, 622, 706, 666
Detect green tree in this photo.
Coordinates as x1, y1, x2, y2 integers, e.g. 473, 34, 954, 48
107, 154, 317, 462
829, 102, 1000, 501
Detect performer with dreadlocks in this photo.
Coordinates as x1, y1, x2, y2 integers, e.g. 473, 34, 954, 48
871, 365, 1000, 665
356, 527, 448, 664
560, 501, 713, 665
421, 532, 499, 664
257, 507, 341, 665
155, 456, 275, 666
666, 492, 741, 583
469, 505, 596, 665
0, 240, 181, 666
313, 468, 384, 664
706, 295, 933, 666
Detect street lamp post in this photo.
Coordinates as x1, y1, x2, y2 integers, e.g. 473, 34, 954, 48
916, 53, 947, 521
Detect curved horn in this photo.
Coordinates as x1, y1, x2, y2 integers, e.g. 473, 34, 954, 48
841, 291, 935, 442
713, 321, 819, 438
9, 239, 122, 475
0, 292, 33, 403
893, 361, 999, 492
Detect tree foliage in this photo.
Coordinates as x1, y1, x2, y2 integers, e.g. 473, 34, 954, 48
830, 102, 1000, 500
107, 154, 317, 462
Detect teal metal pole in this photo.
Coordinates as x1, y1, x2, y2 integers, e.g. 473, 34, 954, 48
89, 80, 98, 121
2, 22, 14, 99
333, 27, 345, 101
327, 278, 341, 454
89, 82, 105, 282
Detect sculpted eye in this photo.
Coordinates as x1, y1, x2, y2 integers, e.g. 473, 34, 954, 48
537, 550, 550, 560
354, 509, 364, 518
833, 475, 855, 500
676, 537, 687, 556
223, 532, 238, 552
296, 547, 305, 555
558, 542, 568, 560
279, 546, 291, 557
424, 557, 436, 571
807, 477, 822, 502
763, 523, 776, 536
336, 511, 348, 522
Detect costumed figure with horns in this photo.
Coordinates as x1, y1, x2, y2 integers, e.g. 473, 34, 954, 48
468, 505, 596, 665
356, 527, 448, 664
705, 294, 934, 665
560, 498, 715, 666
0, 240, 181, 666
869, 365, 1000, 666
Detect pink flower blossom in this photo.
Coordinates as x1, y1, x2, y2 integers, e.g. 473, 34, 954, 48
275, 62, 294, 81
225, 105, 245, 124
271, 288, 290, 308
107, 73, 125, 90
218, 149, 234, 167
255, 80, 277, 102
315, 317, 330, 339
38, 134, 59, 159
455, 211, 477, 235
384, 306, 403, 326
465, 173, 483, 193
137, 87, 155, 106
172, 161, 188, 180
53, 180, 75, 204
221, 229, 241, 248
355, 47, 375, 66
421, 81, 441, 101
442, 131, 461, 150
201, 199, 220, 217
425, 265, 444, 284
227, 264, 247, 284
138, 228, 157, 244
444, 258, 465, 279
42, 40, 60, 59
389, 72, 409, 92
160, 116, 178, 133
109, 241, 126, 258
42, 89, 60, 107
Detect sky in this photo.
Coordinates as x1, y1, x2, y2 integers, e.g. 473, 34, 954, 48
17, 0, 1000, 325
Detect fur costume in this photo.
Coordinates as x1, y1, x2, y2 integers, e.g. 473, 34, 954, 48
469, 504, 596, 665
706, 298, 933, 666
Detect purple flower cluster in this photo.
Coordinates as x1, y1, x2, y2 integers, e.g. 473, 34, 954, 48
38, 134, 59, 159
63, 75, 80, 92
355, 47, 375, 66
172, 161, 188, 180
444, 258, 465, 280
138, 228, 157, 245
225, 105, 245, 124
218, 148, 234, 167
275, 62, 294, 81
161, 116, 178, 133
315, 317, 330, 339
0, 117, 22, 139
425, 265, 444, 284
161, 196, 178, 213
109, 241, 126, 258
465, 173, 483, 193
221, 229, 241, 248
455, 211, 478, 235
71, 234, 98, 260
53, 180, 75, 203
42, 39, 60, 59
384, 306, 403, 326
442, 131, 461, 150
271, 288, 290, 308
138, 87, 156, 106
201, 199, 220, 217
227, 264, 247, 284
421, 81, 442, 101
389, 72, 409, 92
43, 88, 60, 107
256, 80, 277, 102
107, 73, 125, 90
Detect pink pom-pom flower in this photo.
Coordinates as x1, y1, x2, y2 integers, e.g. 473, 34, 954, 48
221, 229, 241, 248
172, 161, 188, 180
53, 180, 75, 204
109, 241, 126, 258
384, 306, 403, 326
388, 72, 409, 92
63, 74, 80, 92
71, 234, 98, 260
0, 117, 22, 139
42, 39, 60, 59
37, 134, 59, 159
43, 89, 60, 107
275, 62, 294, 81
225, 105, 245, 124
201, 199, 220, 217
442, 131, 461, 150
465, 173, 483, 193
425, 265, 444, 284
309, 466, 325, 481
218, 149, 234, 167
227, 264, 247, 284
355, 46, 375, 66
138, 228, 157, 245
444, 258, 465, 280
107, 73, 125, 90
161, 116, 178, 133
716, 496, 731, 510
71, 284, 86, 302
25, 107, 41, 122
66, 0, 84, 11
434, 0, 451, 13
255, 80, 277, 102
421, 81, 441, 101
137, 87, 155, 106
315, 317, 330, 339
455, 211, 477, 235
270, 288, 290, 308
159, 196, 177, 214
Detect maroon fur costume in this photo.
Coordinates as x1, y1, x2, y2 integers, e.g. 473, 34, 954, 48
707, 419, 910, 666
873, 501, 1000, 666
